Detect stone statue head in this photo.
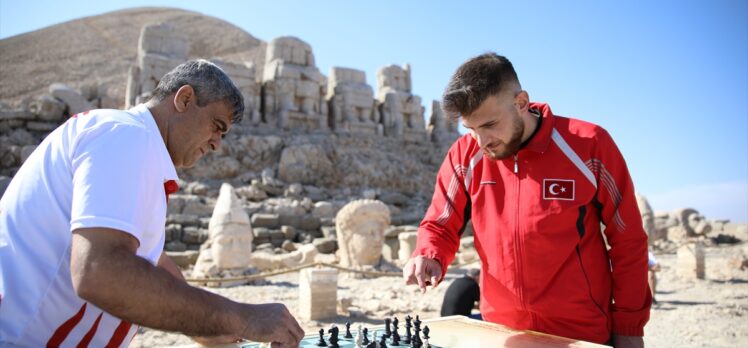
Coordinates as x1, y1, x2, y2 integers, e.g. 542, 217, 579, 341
635, 193, 656, 240
335, 199, 391, 268
207, 183, 253, 270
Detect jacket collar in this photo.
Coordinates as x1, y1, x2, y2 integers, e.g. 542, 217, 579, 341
521, 102, 555, 154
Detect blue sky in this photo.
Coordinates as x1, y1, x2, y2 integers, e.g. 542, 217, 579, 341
1, 0, 747, 222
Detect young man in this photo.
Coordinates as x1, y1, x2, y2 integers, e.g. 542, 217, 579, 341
0, 60, 304, 347
403, 53, 651, 347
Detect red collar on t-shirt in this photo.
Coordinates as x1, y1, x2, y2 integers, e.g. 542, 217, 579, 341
164, 180, 179, 202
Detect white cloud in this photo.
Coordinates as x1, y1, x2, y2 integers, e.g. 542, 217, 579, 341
646, 181, 748, 223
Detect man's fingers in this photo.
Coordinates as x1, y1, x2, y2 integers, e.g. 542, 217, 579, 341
403, 260, 419, 285
430, 275, 440, 289
289, 320, 304, 343
414, 259, 427, 291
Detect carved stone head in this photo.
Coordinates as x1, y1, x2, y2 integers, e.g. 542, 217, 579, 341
335, 199, 391, 268
208, 183, 253, 269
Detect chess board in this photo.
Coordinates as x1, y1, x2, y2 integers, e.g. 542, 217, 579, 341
174, 315, 610, 348
237, 327, 442, 348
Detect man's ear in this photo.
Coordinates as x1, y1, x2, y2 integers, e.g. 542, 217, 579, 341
515, 90, 530, 112
173, 85, 196, 112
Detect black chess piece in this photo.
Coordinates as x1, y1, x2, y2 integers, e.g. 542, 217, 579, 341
384, 318, 392, 338
379, 332, 388, 348
422, 325, 430, 348
412, 325, 421, 348
404, 317, 412, 345
328, 326, 339, 348
392, 319, 401, 346
362, 327, 369, 345
345, 322, 353, 339
317, 328, 327, 347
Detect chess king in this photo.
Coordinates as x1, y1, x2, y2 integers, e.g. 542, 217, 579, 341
403, 53, 651, 348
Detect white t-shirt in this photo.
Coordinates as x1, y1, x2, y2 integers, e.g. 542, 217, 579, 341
0, 105, 178, 347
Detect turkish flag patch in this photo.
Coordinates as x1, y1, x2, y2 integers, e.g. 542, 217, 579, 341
543, 179, 575, 200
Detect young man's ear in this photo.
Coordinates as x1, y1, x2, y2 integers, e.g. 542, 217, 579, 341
514, 90, 529, 112
173, 85, 196, 112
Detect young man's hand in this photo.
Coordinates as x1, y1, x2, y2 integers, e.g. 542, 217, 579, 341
403, 255, 443, 293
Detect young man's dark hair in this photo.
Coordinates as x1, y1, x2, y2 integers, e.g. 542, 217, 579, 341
441, 53, 520, 120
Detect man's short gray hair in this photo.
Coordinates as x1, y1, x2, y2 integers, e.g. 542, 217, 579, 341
150, 59, 244, 123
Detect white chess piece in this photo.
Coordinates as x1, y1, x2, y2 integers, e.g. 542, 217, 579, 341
371, 330, 379, 348
355, 324, 363, 348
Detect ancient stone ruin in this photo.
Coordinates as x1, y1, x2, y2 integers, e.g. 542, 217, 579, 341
335, 199, 391, 269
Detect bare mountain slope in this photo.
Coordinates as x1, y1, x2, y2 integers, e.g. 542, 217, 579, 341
0, 7, 266, 107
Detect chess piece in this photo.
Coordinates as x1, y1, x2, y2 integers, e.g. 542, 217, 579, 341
391, 317, 400, 346
328, 326, 340, 348
362, 327, 370, 346
379, 332, 388, 348
345, 322, 353, 339
317, 328, 327, 347
355, 324, 363, 348
384, 318, 392, 338
367, 331, 378, 348
422, 326, 430, 348
404, 315, 412, 344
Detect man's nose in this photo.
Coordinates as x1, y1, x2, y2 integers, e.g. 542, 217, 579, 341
472, 131, 491, 147
209, 135, 222, 152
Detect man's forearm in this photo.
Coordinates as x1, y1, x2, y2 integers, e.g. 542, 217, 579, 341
72, 235, 241, 336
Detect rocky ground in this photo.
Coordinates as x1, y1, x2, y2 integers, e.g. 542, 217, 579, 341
131, 241, 747, 348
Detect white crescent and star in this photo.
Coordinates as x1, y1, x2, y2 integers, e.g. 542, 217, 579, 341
549, 183, 567, 195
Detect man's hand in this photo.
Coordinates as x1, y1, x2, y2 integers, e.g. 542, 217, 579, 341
71, 228, 303, 346
234, 303, 304, 347
403, 255, 443, 293
613, 334, 644, 348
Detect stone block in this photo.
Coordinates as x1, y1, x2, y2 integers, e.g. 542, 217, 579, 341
29, 95, 65, 122
167, 214, 201, 227
299, 268, 338, 321
49, 83, 94, 115
165, 250, 199, 268
26, 121, 58, 132
251, 213, 280, 228
182, 226, 208, 244
0, 109, 35, 120
165, 224, 182, 242
677, 241, 705, 280
281, 225, 297, 241
398, 231, 418, 263
313, 237, 338, 254
165, 240, 187, 252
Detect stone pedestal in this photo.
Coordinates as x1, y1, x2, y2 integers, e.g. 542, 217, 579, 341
299, 268, 338, 320
677, 241, 705, 280
398, 231, 418, 263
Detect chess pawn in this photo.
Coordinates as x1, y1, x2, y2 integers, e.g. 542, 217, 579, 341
345, 322, 353, 339
317, 328, 327, 347
355, 324, 363, 348
362, 327, 370, 345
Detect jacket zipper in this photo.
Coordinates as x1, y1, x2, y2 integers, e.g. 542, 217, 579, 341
514, 154, 537, 328
513, 154, 525, 310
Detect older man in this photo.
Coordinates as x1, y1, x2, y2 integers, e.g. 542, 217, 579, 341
0, 60, 303, 347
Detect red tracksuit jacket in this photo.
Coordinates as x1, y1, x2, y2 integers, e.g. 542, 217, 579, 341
414, 102, 651, 343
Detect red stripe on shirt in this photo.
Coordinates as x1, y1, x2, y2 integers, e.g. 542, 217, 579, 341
46, 303, 87, 348
105, 320, 133, 348
76, 312, 103, 348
